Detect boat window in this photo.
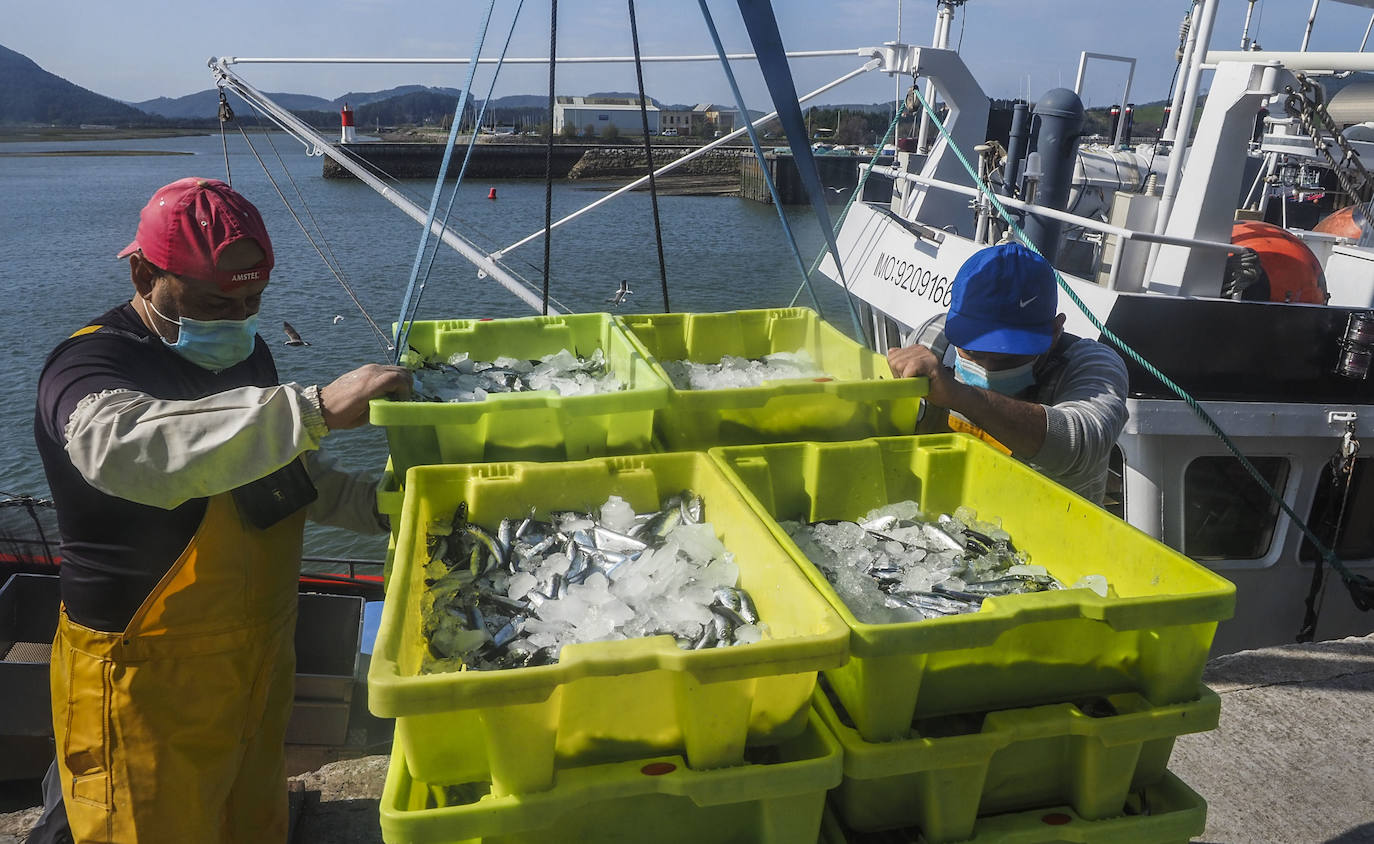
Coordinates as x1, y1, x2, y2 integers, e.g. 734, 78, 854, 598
1104, 445, 1125, 521
1183, 456, 1289, 560
1301, 457, 1374, 562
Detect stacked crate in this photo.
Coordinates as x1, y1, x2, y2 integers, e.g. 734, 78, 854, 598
369, 308, 1230, 842
709, 435, 1233, 842
368, 452, 850, 842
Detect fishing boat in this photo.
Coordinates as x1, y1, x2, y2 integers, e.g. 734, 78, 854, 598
192, 0, 1374, 658
809, 0, 1374, 655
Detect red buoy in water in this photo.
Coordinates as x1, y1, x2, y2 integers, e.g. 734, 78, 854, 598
488, 188, 497, 200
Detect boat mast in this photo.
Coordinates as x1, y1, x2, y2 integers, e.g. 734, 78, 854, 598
916, 0, 961, 153
1147, 0, 1220, 278
1240, 0, 1259, 50
1162, 2, 1200, 145
1302, 0, 1322, 52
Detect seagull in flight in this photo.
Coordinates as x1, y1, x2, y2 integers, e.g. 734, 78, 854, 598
332, 314, 344, 324
282, 321, 310, 347
605, 280, 633, 306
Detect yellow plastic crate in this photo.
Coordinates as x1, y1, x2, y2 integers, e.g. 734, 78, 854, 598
617, 308, 925, 449
710, 434, 1236, 742
818, 771, 1207, 844
370, 314, 669, 474
815, 683, 1219, 841
368, 452, 850, 794
378, 709, 841, 844
377, 463, 403, 588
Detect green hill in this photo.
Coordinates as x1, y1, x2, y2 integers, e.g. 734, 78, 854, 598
0, 43, 148, 125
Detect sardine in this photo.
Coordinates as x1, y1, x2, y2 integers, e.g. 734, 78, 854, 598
594, 525, 648, 553
679, 491, 704, 524
461, 523, 506, 575
642, 507, 682, 540
860, 515, 899, 532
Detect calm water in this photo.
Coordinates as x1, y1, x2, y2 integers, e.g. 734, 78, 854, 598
0, 132, 849, 559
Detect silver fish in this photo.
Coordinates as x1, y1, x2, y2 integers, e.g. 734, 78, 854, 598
594, 525, 648, 553
679, 491, 704, 524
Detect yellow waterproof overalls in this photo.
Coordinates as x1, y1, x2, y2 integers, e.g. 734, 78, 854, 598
51, 493, 305, 843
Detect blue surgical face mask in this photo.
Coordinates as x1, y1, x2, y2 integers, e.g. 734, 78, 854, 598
953, 355, 1037, 396
145, 297, 259, 372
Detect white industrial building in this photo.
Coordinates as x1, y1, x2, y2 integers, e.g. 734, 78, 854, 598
553, 96, 659, 135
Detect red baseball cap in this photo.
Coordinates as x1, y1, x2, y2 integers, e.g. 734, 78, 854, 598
117, 178, 273, 290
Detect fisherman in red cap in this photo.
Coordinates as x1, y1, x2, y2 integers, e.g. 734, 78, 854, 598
29, 178, 411, 843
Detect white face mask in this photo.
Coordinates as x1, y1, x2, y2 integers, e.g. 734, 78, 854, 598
953, 355, 1037, 396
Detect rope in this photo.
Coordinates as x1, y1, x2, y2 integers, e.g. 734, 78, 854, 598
406, 0, 528, 329
909, 84, 1374, 634
542, 0, 559, 315
789, 109, 902, 310
627, 0, 671, 312
231, 119, 394, 355
392, 0, 498, 362
217, 88, 234, 185
728, 0, 868, 342
696, 0, 825, 316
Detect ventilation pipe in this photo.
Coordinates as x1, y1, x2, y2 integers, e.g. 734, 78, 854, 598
1003, 101, 1031, 196
1023, 88, 1084, 263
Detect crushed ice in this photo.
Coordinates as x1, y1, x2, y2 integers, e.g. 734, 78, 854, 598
662, 350, 829, 390
420, 491, 768, 674
409, 348, 624, 403
782, 502, 1109, 624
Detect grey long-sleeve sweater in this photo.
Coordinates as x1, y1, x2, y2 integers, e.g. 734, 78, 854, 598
1022, 337, 1130, 504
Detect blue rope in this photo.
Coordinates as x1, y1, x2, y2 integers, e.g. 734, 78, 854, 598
732, 0, 868, 343
790, 109, 902, 309
406, 0, 527, 329
392, 0, 498, 363
910, 83, 1374, 618
696, 0, 824, 316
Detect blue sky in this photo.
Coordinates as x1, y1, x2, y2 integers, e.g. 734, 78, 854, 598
9, 1, 1374, 109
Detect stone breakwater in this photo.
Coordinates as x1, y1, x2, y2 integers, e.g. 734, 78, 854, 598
322, 142, 744, 185
566, 147, 743, 179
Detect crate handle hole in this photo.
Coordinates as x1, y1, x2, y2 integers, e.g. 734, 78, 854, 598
1041, 813, 1073, 826
640, 762, 676, 776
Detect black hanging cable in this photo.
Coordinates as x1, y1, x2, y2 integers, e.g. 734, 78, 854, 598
542, 0, 559, 315
627, 0, 671, 312
217, 88, 234, 185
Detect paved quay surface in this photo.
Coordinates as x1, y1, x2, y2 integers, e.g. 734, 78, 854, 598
1170, 633, 1374, 844
2, 633, 1371, 843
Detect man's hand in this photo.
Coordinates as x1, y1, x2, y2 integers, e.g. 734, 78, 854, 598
319, 364, 413, 430
887, 344, 964, 408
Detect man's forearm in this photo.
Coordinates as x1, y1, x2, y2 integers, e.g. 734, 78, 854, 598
944, 381, 1048, 458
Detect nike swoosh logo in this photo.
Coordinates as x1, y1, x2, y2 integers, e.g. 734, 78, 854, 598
1019, 296, 1038, 308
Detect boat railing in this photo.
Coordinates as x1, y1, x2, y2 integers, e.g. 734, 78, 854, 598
863, 163, 1255, 290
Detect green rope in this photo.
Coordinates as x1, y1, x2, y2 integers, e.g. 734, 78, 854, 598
791, 109, 904, 311
907, 84, 1374, 619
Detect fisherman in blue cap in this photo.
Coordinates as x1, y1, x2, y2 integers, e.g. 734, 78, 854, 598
888, 243, 1128, 504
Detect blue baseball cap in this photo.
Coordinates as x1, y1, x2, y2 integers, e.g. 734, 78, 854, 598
945, 243, 1058, 355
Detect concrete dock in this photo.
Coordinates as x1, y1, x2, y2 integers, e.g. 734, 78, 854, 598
2, 633, 1371, 843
